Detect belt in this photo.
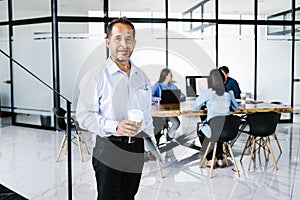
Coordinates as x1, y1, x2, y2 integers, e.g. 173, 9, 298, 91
108, 136, 140, 144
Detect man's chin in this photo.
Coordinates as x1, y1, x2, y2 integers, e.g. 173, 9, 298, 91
116, 58, 130, 63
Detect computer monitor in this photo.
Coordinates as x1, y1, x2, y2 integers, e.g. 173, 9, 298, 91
186, 76, 208, 97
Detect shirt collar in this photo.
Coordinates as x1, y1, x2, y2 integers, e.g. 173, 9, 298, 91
106, 57, 139, 76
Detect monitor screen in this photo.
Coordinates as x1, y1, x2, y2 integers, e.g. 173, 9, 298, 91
186, 76, 208, 97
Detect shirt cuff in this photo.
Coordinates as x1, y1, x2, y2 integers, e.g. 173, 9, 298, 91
103, 120, 119, 134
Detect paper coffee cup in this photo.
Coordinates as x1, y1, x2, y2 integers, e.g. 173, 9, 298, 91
128, 109, 143, 133
128, 109, 143, 126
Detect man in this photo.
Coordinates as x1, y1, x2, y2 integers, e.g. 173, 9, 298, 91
219, 66, 241, 99
76, 17, 155, 200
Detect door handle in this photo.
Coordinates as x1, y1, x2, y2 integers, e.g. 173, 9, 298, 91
3, 80, 11, 84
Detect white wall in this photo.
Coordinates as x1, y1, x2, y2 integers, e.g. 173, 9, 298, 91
1, 24, 298, 116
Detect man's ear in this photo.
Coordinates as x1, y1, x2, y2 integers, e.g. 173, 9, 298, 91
105, 38, 110, 47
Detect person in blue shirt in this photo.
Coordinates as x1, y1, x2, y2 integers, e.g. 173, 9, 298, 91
191, 69, 239, 168
219, 66, 241, 99
152, 68, 186, 144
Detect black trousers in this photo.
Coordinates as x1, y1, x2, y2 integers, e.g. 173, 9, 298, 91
92, 135, 144, 200
198, 130, 224, 160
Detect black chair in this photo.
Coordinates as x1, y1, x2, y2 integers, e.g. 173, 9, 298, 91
200, 115, 241, 178
240, 112, 281, 170
53, 107, 90, 162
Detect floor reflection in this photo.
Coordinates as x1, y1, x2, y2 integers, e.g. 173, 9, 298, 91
0, 114, 299, 199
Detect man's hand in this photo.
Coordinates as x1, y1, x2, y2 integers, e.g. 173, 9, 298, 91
116, 120, 139, 137
147, 151, 157, 161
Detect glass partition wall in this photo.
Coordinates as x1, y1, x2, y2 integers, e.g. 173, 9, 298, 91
0, 0, 299, 126
0, 0, 299, 199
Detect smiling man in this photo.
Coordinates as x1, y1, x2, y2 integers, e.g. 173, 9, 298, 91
76, 17, 156, 200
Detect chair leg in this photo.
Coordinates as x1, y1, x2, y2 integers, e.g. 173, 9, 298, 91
209, 143, 217, 178
273, 131, 282, 153
223, 143, 229, 167
260, 137, 267, 161
56, 134, 67, 162
248, 136, 256, 170
79, 131, 91, 154
76, 134, 84, 162
258, 137, 261, 154
156, 159, 164, 178
240, 135, 251, 161
200, 142, 211, 168
266, 136, 278, 170
64, 143, 68, 154
228, 144, 240, 177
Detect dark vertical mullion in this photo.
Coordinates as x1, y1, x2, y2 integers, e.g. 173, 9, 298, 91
190, 12, 192, 31
239, 15, 242, 38
52, 1, 72, 199
254, 0, 258, 100
291, 0, 295, 122
51, 0, 60, 109
104, 0, 109, 58
215, 0, 218, 68
166, 0, 168, 67
201, 6, 204, 34
7, 0, 15, 124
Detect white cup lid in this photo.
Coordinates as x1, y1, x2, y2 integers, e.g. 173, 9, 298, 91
128, 109, 143, 122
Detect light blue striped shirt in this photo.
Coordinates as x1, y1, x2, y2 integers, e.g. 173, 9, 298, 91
76, 57, 154, 138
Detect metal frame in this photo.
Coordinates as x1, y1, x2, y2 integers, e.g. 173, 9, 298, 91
0, 1, 299, 198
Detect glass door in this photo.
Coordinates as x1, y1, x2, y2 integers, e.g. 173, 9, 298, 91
0, 26, 12, 126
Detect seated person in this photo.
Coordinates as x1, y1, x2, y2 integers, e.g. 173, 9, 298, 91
219, 66, 241, 99
152, 68, 186, 144
191, 69, 239, 168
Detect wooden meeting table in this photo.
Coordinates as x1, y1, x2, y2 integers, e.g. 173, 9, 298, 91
152, 101, 293, 117
151, 100, 293, 152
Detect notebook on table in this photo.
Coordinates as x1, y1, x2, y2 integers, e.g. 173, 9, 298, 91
160, 89, 181, 104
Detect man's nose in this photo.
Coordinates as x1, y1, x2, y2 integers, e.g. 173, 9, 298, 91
120, 38, 127, 46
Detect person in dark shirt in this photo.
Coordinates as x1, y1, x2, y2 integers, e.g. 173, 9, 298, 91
219, 66, 241, 99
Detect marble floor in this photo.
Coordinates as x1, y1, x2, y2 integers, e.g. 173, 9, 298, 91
0, 114, 300, 200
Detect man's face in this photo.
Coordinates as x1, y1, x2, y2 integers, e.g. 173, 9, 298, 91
106, 23, 136, 63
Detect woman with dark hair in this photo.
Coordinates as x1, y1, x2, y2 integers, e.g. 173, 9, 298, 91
191, 69, 239, 167
152, 68, 186, 143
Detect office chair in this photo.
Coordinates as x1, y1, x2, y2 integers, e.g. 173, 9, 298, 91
239, 112, 281, 170
200, 115, 241, 178
53, 107, 90, 162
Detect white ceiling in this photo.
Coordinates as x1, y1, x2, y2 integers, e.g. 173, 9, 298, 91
109, 0, 296, 15
2, 0, 299, 17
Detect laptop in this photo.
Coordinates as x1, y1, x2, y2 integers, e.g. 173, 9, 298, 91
160, 89, 181, 104
185, 76, 208, 98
